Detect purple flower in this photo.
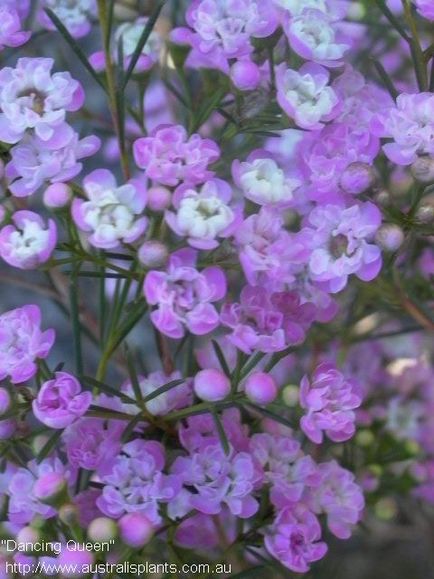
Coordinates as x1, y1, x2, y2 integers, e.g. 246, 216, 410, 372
414, 0, 434, 20
264, 507, 328, 573
372, 93, 434, 165
0, 211, 57, 270
221, 286, 316, 354
33, 372, 92, 429
72, 169, 147, 249
0, 5, 30, 50
165, 179, 241, 250
171, 444, 260, 518
39, 0, 97, 39
0, 305, 55, 384
309, 460, 365, 539
232, 150, 300, 206
303, 202, 382, 293
134, 124, 220, 187
276, 63, 339, 130
0, 58, 84, 144
300, 363, 362, 444
144, 248, 226, 339
284, 9, 349, 67
96, 439, 180, 525
6, 127, 100, 197
8, 458, 69, 525
62, 417, 124, 470
172, 0, 278, 73
122, 370, 192, 416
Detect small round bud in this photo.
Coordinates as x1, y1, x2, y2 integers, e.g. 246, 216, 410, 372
244, 372, 278, 406
0, 388, 11, 415
375, 224, 405, 252
147, 186, 171, 212
118, 513, 153, 548
416, 203, 434, 224
43, 183, 72, 209
138, 240, 169, 269
374, 189, 391, 207
88, 517, 118, 542
340, 162, 376, 195
16, 526, 40, 547
33, 472, 68, 505
230, 60, 261, 91
59, 504, 79, 525
355, 429, 375, 447
194, 369, 231, 402
411, 156, 434, 183
375, 497, 397, 521
31, 434, 50, 455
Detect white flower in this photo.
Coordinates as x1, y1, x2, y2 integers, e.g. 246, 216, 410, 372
273, 0, 327, 14
115, 18, 162, 59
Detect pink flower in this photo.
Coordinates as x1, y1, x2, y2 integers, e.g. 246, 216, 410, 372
6, 127, 100, 197
0, 210, 57, 270
414, 0, 434, 20
303, 202, 382, 293
0, 305, 55, 384
300, 363, 362, 444
165, 179, 241, 249
72, 169, 147, 249
33, 372, 92, 429
39, 0, 97, 39
221, 286, 316, 354
276, 63, 339, 130
0, 58, 84, 144
264, 507, 328, 573
0, 5, 30, 50
144, 248, 226, 339
134, 124, 220, 186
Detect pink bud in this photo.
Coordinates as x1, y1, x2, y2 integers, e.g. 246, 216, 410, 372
138, 240, 169, 268
340, 162, 375, 195
375, 224, 404, 251
230, 60, 261, 91
411, 156, 434, 183
33, 472, 67, 504
194, 369, 231, 402
147, 186, 172, 212
244, 372, 278, 405
43, 183, 72, 208
118, 513, 153, 548
88, 517, 118, 542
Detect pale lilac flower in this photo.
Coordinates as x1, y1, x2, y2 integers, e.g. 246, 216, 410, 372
134, 124, 220, 187
300, 363, 362, 444
264, 507, 327, 573
276, 63, 339, 130
6, 129, 100, 197
96, 439, 180, 525
0, 5, 30, 50
144, 248, 226, 339
0, 305, 55, 384
0, 211, 57, 270
284, 9, 349, 67
39, 0, 97, 38
62, 417, 124, 470
172, 0, 278, 73
8, 458, 69, 525
221, 286, 316, 354
414, 0, 434, 20
165, 179, 241, 250
309, 460, 365, 539
33, 372, 92, 429
372, 93, 434, 165
272, 0, 328, 14
232, 150, 300, 206
122, 370, 192, 416
303, 202, 383, 293
0, 58, 84, 144
72, 169, 147, 249
171, 444, 260, 518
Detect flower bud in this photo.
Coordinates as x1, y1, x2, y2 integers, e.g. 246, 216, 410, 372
118, 513, 153, 548
411, 156, 434, 183
0, 388, 11, 415
88, 517, 118, 542
31, 434, 50, 455
194, 369, 231, 402
374, 189, 391, 207
33, 472, 68, 506
138, 240, 169, 269
416, 203, 434, 224
230, 61, 261, 91
244, 372, 278, 405
340, 162, 376, 195
59, 504, 79, 525
375, 224, 404, 251
43, 183, 72, 209
147, 186, 172, 212
16, 526, 40, 547
282, 385, 299, 407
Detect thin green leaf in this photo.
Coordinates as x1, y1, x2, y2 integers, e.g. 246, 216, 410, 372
81, 376, 136, 404
244, 402, 295, 430
69, 265, 83, 375
211, 410, 230, 455
142, 379, 185, 404
44, 8, 106, 90
124, 344, 144, 403
121, 413, 143, 443
37, 430, 63, 464
211, 339, 231, 376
